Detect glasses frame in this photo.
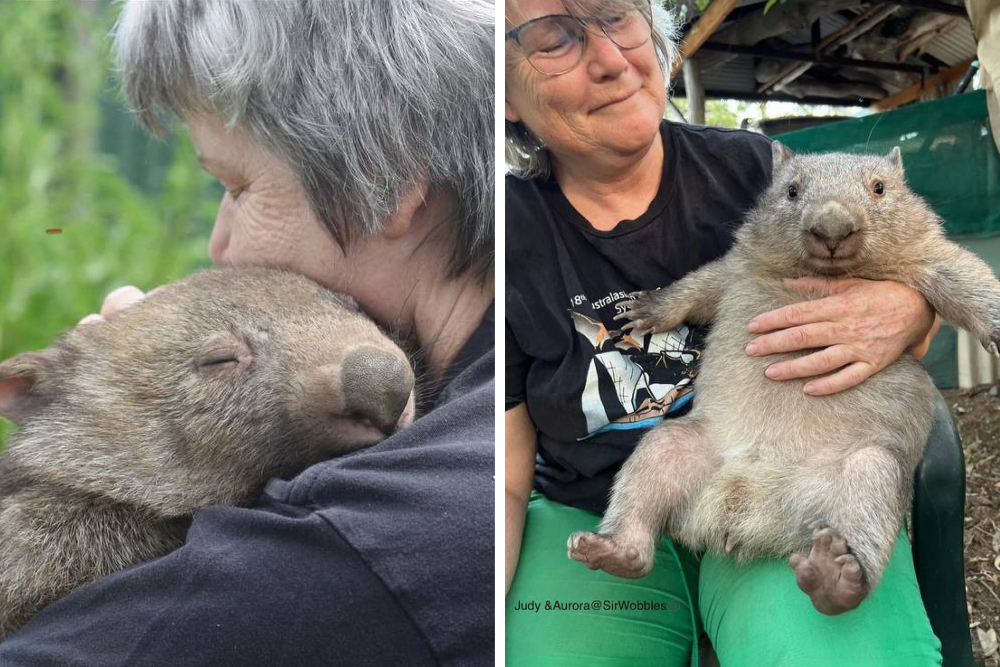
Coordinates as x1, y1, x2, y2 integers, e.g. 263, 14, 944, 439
505, 1, 654, 77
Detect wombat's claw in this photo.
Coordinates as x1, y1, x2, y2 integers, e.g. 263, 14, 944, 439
612, 307, 633, 322
790, 522, 869, 615
567, 531, 651, 579
978, 331, 1000, 356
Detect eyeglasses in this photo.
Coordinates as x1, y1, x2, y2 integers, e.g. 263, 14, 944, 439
506, 4, 653, 77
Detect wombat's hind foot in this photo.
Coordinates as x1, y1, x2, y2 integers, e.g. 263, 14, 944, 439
567, 531, 652, 579
789, 520, 869, 615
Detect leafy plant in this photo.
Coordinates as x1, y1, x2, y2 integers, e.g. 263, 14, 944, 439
0, 1, 219, 447
763, 0, 791, 14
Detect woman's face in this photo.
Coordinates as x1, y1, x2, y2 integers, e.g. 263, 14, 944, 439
504, 0, 666, 167
186, 116, 398, 321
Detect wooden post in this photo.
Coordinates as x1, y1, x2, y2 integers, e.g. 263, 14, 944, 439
683, 57, 706, 125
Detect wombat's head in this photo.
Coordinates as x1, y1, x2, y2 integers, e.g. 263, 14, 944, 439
741, 143, 940, 277
0, 268, 415, 509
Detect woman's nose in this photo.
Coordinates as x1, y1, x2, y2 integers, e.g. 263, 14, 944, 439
584, 32, 628, 79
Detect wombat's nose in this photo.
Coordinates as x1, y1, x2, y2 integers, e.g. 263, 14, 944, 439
808, 219, 854, 245
806, 201, 857, 251
341, 346, 414, 434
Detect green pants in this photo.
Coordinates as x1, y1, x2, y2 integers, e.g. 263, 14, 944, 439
506, 492, 942, 667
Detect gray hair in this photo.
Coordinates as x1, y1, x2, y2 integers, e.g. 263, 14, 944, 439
505, 0, 680, 180
114, 0, 493, 277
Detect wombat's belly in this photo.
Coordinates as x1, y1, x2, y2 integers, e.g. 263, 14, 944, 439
668, 283, 935, 557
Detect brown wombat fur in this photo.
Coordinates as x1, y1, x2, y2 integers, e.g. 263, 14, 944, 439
568, 144, 1000, 614
0, 267, 414, 637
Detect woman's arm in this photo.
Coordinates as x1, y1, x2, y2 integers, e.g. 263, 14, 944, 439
745, 278, 937, 396
505, 403, 538, 596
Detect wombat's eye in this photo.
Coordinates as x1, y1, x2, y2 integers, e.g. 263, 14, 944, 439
196, 334, 253, 373
197, 355, 239, 369
873, 181, 884, 196
787, 184, 798, 199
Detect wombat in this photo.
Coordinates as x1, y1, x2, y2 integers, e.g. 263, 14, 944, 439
567, 144, 1000, 615
0, 267, 415, 637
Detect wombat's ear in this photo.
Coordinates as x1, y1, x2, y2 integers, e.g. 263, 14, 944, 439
886, 146, 904, 176
0, 349, 62, 426
771, 141, 794, 172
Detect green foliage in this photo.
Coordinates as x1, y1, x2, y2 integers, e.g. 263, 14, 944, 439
763, 0, 791, 14
0, 1, 220, 446
670, 97, 764, 129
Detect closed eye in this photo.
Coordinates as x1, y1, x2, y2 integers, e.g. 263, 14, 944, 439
198, 356, 239, 368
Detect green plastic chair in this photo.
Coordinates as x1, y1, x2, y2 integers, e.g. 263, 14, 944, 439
913, 392, 978, 667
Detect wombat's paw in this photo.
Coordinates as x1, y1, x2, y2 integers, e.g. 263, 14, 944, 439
789, 521, 869, 615
613, 292, 677, 336
567, 531, 652, 579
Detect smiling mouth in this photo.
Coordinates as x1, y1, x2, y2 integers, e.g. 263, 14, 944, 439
593, 91, 637, 112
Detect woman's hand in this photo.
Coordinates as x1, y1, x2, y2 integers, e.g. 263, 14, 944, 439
744, 278, 938, 396
77, 286, 147, 326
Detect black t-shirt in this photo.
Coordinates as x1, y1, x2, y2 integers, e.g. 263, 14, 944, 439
0, 308, 495, 667
506, 120, 772, 513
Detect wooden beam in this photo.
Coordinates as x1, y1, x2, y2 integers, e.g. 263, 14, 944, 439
758, 4, 899, 93
671, 0, 741, 78
699, 41, 927, 74
868, 0, 969, 17
673, 85, 877, 107
872, 58, 974, 110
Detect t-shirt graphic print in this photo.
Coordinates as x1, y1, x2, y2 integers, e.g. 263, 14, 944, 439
571, 309, 702, 438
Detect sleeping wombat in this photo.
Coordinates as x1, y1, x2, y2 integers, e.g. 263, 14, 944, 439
567, 144, 1000, 614
0, 267, 415, 637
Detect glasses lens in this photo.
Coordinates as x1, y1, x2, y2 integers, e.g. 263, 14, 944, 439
518, 16, 584, 76
598, 9, 651, 50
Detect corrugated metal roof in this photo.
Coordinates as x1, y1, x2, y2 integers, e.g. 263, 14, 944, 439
922, 19, 977, 65
679, 1, 978, 104
701, 56, 758, 93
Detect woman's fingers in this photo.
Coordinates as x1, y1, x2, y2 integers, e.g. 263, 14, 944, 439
77, 313, 104, 326
745, 322, 840, 356
100, 285, 146, 318
763, 345, 855, 381
802, 361, 876, 396
78, 286, 147, 327
748, 295, 846, 334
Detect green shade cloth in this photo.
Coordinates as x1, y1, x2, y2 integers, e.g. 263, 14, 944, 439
778, 90, 1000, 238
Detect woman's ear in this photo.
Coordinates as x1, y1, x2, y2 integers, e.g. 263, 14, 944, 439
383, 180, 431, 239
505, 98, 521, 123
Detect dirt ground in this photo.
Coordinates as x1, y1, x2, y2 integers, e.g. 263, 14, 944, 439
942, 388, 1000, 665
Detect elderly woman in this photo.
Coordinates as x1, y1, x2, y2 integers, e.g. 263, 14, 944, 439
505, 1, 943, 665
0, 1, 493, 664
